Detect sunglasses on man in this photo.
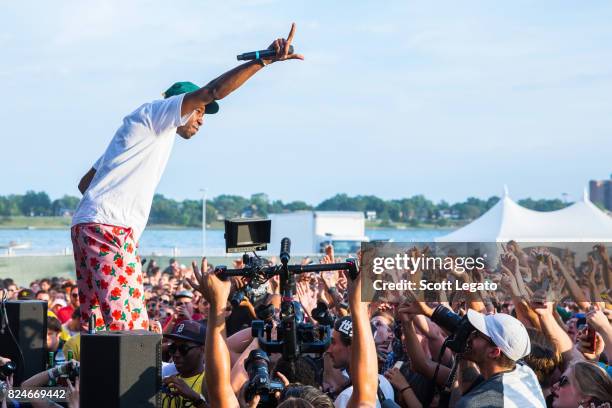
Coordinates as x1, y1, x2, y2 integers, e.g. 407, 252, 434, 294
168, 343, 200, 356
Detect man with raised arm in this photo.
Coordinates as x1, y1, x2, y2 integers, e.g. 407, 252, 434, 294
70, 24, 304, 331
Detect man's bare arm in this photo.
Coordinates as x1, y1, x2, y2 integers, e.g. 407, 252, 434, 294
347, 264, 378, 408
181, 23, 304, 117
78, 167, 96, 195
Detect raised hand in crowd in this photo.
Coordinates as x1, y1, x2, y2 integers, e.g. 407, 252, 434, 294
188, 258, 238, 408
586, 307, 612, 361
295, 272, 318, 318
345, 252, 378, 408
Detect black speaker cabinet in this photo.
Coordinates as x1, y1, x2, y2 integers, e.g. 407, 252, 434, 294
80, 330, 161, 408
0, 300, 47, 385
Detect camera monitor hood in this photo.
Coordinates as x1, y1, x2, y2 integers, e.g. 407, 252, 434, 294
224, 218, 271, 253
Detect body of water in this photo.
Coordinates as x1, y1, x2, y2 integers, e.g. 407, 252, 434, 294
0, 227, 454, 257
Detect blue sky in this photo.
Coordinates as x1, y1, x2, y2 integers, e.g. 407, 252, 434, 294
1, 1, 611, 204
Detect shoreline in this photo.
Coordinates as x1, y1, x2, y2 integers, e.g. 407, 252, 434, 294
0, 224, 459, 231
0, 217, 464, 231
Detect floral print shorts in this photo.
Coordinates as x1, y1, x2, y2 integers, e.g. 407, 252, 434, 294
71, 223, 149, 331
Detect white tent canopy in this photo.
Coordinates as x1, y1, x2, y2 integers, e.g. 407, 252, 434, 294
438, 188, 612, 242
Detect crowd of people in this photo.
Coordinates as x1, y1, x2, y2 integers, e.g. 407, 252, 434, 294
1, 242, 612, 407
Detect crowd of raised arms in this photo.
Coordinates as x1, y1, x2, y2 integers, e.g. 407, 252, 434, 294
1, 242, 612, 408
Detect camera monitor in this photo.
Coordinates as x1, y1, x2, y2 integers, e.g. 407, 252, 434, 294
224, 218, 271, 253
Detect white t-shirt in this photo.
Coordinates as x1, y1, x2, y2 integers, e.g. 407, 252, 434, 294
72, 94, 188, 241
334, 374, 394, 408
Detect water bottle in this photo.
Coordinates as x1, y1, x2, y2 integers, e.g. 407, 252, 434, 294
54, 348, 66, 367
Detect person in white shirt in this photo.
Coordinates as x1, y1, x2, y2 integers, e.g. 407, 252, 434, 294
70, 24, 304, 332
327, 316, 395, 408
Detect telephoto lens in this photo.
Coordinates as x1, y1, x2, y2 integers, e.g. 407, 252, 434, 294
431, 305, 463, 333
244, 349, 285, 407
244, 349, 273, 402
231, 290, 246, 307
430, 305, 475, 353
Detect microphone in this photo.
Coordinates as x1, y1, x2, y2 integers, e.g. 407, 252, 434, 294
237, 46, 294, 61
280, 238, 291, 266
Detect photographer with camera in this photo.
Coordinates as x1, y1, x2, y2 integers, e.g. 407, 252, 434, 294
20, 359, 80, 408
408, 302, 546, 408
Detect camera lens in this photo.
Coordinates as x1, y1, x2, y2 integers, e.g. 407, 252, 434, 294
231, 291, 245, 307
244, 350, 272, 401
431, 305, 463, 334
0, 361, 16, 381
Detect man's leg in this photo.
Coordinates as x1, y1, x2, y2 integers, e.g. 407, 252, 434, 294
71, 223, 149, 331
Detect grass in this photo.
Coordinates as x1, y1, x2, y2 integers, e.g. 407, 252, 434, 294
0, 216, 72, 229
0, 217, 227, 230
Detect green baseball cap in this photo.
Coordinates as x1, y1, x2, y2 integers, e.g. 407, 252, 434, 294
163, 81, 219, 114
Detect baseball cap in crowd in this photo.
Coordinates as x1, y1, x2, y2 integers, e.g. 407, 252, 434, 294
333, 316, 377, 346
163, 320, 206, 345
467, 309, 531, 361
334, 316, 353, 346
17, 288, 34, 300
162, 81, 219, 114
51, 298, 67, 308
174, 290, 193, 300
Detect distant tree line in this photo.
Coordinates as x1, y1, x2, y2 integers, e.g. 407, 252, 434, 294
0, 191, 571, 228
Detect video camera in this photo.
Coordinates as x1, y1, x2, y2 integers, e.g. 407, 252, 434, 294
230, 253, 270, 307
57, 360, 80, 386
219, 218, 359, 405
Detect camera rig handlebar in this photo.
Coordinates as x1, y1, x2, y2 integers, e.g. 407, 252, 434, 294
216, 261, 359, 281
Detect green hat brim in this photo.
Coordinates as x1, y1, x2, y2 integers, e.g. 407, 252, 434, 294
205, 101, 219, 114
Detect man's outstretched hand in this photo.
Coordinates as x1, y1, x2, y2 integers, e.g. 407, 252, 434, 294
264, 23, 305, 63
187, 258, 231, 312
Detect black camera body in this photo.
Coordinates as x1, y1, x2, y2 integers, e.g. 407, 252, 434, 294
0, 361, 16, 381
244, 349, 285, 407
311, 302, 335, 327
60, 361, 80, 385
431, 305, 475, 353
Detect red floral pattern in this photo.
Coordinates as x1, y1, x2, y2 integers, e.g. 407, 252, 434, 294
71, 223, 149, 332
